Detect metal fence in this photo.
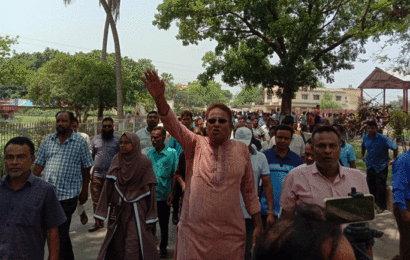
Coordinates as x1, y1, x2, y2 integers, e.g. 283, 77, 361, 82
0, 117, 146, 177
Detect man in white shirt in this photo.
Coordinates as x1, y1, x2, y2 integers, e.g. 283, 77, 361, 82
136, 111, 168, 154
270, 116, 305, 157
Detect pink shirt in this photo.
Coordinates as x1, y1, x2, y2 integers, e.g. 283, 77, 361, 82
160, 109, 260, 260
280, 163, 370, 214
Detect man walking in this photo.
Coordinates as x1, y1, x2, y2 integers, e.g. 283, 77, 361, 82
88, 117, 120, 232
274, 116, 305, 157
361, 120, 398, 213
33, 111, 94, 260
262, 125, 303, 221
333, 124, 356, 168
147, 126, 179, 258
137, 111, 168, 155
1, 137, 66, 260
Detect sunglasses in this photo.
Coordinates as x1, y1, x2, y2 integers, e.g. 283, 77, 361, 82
208, 118, 228, 124
102, 125, 113, 129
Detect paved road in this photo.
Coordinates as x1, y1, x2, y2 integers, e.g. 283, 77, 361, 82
46, 196, 400, 260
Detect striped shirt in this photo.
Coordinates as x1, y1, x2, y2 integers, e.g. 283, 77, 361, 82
34, 131, 94, 201
261, 146, 303, 215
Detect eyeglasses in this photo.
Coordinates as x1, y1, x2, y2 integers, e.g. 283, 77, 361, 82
208, 118, 228, 124
102, 125, 113, 129
4, 155, 28, 162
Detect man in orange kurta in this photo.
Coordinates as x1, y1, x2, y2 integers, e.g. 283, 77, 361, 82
142, 70, 263, 259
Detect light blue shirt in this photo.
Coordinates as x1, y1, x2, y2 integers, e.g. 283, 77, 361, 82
340, 141, 356, 167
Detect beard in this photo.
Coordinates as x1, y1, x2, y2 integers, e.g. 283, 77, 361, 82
102, 129, 114, 140
56, 126, 71, 135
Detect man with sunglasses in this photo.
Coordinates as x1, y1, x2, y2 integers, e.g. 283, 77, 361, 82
142, 70, 262, 260
88, 117, 120, 232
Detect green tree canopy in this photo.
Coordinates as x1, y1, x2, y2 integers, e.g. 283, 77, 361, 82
232, 85, 264, 107
28, 53, 120, 122
182, 80, 232, 108
319, 92, 343, 109
153, 0, 410, 114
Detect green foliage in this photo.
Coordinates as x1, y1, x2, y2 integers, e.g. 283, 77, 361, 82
388, 110, 410, 140
319, 93, 343, 109
153, 0, 410, 113
232, 85, 264, 106
27, 53, 119, 122
182, 81, 231, 108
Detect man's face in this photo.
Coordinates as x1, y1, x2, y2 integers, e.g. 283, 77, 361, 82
147, 113, 159, 128
239, 117, 246, 123
71, 121, 79, 133
367, 125, 377, 136
304, 143, 314, 165
269, 128, 276, 138
151, 129, 165, 149
102, 120, 114, 139
262, 113, 269, 122
252, 119, 259, 128
4, 144, 34, 179
207, 107, 231, 144
56, 112, 71, 135
181, 115, 193, 129
275, 130, 292, 150
312, 131, 341, 169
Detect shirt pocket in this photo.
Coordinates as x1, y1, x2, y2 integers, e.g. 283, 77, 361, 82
16, 205, 40, 227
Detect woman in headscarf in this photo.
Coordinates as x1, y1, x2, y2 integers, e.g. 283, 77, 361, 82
94, 132, 159, 260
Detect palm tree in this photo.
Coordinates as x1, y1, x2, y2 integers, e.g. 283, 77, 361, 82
64, 0, 124, 119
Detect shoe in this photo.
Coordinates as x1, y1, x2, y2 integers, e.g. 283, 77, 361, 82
80, 211, 88, 225
172, 215, 179, 225
159, 249, 167, 258
88, 224, 102, 232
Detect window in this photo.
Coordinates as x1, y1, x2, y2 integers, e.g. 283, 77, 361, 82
302, 94, 309, 100
336, 95, 342, 101
313, 95, 320, 100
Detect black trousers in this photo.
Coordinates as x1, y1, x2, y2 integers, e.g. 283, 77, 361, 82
152, 200, 170, 250
366, 166, 388, 210
59, 196, 78, 260
244, 218, 255, 260
172, 184, 182, 219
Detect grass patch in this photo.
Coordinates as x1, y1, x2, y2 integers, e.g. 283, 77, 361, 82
350, 140, 393, 182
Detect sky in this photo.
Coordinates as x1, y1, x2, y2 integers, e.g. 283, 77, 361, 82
1, 0, 406, 104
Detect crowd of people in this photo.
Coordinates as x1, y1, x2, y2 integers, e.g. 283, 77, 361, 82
1, 69, 409, 260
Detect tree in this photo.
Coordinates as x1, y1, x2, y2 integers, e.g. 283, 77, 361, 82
64, 0, 124, 118
232, 85, 264, 106
319, 93, 343, 109
153, 0, 410, 115
28, 54, 120, 122
182, 81, 231, 108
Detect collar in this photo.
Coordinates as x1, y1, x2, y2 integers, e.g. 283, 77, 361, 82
341, 140, 346, 148
250, 145, 257, 155
154, 146, 169, 156
272, 146, 291, 160
1, 171, 35, 189
50, 130, 77, 142
310, 162, 346, 178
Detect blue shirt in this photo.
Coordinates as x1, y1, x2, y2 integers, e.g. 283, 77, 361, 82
392, 150, 410, 210
34, 131, 94, 200
147, 146, 179, 201
91, 134, 121, 178
0, 173, 66, 260
340, 141, 356, 167
361, 133, 398, 173
261, 147, 303, 215
168, 136, 183, 157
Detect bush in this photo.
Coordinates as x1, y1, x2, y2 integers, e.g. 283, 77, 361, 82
388, 110, 410, 142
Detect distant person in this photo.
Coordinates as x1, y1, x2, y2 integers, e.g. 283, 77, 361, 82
333, 124, 356, 168
126, 111, 131, 119
33, 110, 94, 260
302, 139, 315, 166
300, 111, 307, 132
314, 105, 321, 125
94, 133, 159, 260
88, 117, 120, 232
136, 111, 168, 155
277, 116, 306, 157
1, 137, 66, 260
361, 120, 398, 213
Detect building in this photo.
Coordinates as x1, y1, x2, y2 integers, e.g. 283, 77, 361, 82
262, 86, 361, 111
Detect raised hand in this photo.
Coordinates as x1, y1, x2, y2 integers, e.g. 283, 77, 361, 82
141, 69, 165, 100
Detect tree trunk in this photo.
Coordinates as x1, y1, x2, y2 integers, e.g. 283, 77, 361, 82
281, 85, 293, 116
101, 0, 111, 62
98, 102, 104, 120
99, 0, 124, 119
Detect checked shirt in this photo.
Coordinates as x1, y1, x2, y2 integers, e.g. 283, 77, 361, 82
34, 131, 94, 201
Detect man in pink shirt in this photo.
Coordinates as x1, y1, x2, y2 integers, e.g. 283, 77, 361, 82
142, 70, 263, 260
280, 126, 369, 219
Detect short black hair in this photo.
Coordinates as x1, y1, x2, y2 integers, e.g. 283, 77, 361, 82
4, 137, 35, 156
281, 115, 294, 126
332, 124, 344, 134
311, 125, 341, 142
366, 120, 378, 128
275, 125, 294, 137
56, 110, 75, 122
102, 117, 114, 124
152, 126, 166, 137
269, 126, 276, 132
72, 116, 79, 124
147, 111, 158, 119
